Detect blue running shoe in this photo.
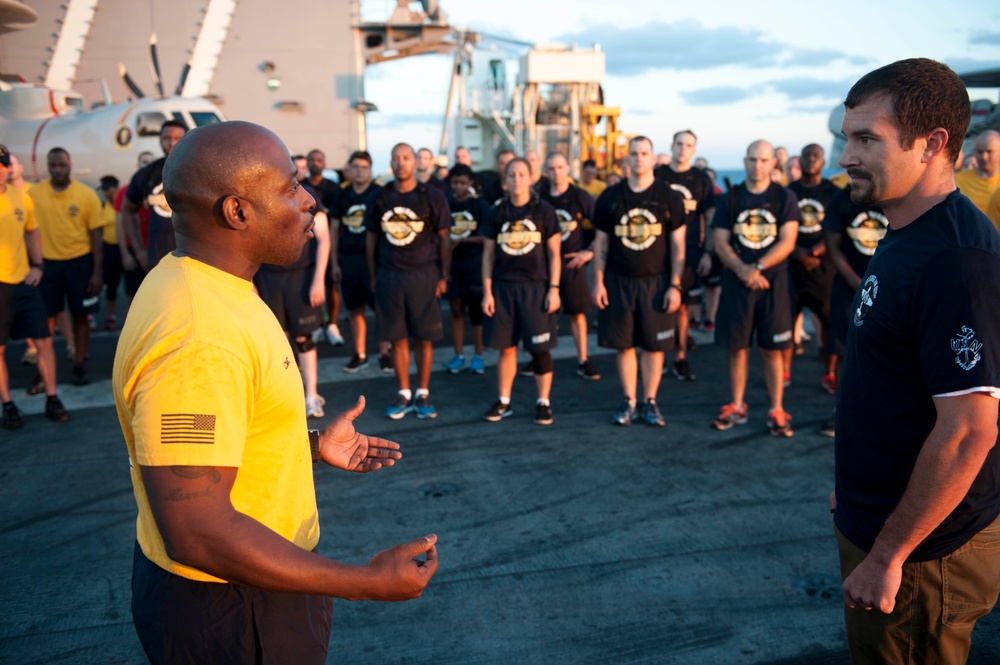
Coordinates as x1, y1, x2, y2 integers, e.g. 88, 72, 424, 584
385, 394, 413, 420
446, 355, 466, 374
414, 394, 437, 419
469, 355, 485, 374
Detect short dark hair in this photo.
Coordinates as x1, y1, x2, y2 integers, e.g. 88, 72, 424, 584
448, 163, 473, 180
629, 135, 653, 151
161, 119, 188, 134
99, 175, 119, 189
47, 147, 69, 159
291, 154, 306, 161
844, 58, 970, 162
348, 150, 372, 165
504, 157, 531, 178
582, 159, 597, 169
672, 129, 697, 143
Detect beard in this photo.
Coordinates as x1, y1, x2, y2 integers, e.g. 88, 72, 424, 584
847, 169, 876, 206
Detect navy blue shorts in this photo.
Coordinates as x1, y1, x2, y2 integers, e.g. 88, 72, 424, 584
339, 253, 373, 312
597, 272, 677, 352
375, 265, 444, 342
715, 268, 793, 351
131, 542, 333, 665
485, 280, 558, 352
559, 263, 592, 315
0, 281, 51, 345
39, 254, 100, 316
254, 267, 324, 337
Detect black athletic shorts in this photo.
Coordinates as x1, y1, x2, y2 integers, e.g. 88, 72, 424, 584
703, 251, 723, 288
681, 245, 704, 305
446, 259, 484, 302
375, 265, 444, 342
714, 268, 793, 351
131, 542, 333, 665
254, 267, 324, 337
827, 276, 855, 357
484, 280, 558, 352
103, 243, 146, 299
339, 253, 373, 312
0, 281, 51, 345
39, 254, 100, 316
559, 263, 592, 316
597, 272, 677, 352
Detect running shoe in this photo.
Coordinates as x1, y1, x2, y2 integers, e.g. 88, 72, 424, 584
519, 361, 534, 377
613, 399, 637, 426
306, 395, 326, 419
379, 355, 394, 374
311, 328, 324, 344
446, 355, 466, 374
45, 396, 71, 423
26, 373, 45, 395
469, 355, 485, 374
768, 408, 794, 438
21, 347, 37, 365
483, 400, 513, 422
672, 358, 695, 381
343, 354, 369, 374
641, 399, 665, 427
414, 394, 437, 419
783, 371, 792, 388
66, 344, 75, 361
711, 403, 748, 430
577, 360, 600, 381
325, 323, 345, 346
701, 320, 715, 333
534, 402, 553, 426
820, 373, 837, 395
385, 394, 413, 420
820, 414, 836, 438
71, 363, 90, 386
3, 401, 24, 429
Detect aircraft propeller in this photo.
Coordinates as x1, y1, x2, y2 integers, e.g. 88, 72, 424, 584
149, 34, 165, 98
118, 63, 145, 99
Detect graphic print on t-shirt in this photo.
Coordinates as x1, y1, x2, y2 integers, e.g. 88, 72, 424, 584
733, 208, 778, 250
951, 326, 982, 371
615, 207, 661, 251
797, 198, 825, 236
450, 210, 477, 241
343, 203, 367, 234
555, 208, 578, 242
847, 210, 888, 257
498, 218, 542, 256
854, 274, 878, 325
669, 183, 698, 214
380, 206, 425, 246
148, 182, 172, 218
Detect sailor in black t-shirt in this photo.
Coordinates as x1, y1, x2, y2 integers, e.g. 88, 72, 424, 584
480, 158, 562, 426
653, 129, 716, 382
817, 187, 887, 437
122, 119, 188, 271
541, 152, 599, 381
302, 149, 344, 346
330, 150, 391, 374
365, 143, 451, 420
592, 136, 686, 427
786, 144, 840, 394
443, 164, 490, 375
479, 149, 515, 205
834, 61, 1000, 659
416, 147, 449, 193
710, 140, 800, 437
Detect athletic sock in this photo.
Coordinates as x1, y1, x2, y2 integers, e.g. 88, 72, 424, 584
536, 398, 550, 406
398, 389, 412, 402
415, 388, 429, 399
499, 396, 510, 405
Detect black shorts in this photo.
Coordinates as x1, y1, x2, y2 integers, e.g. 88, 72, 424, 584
560, 263, 592, 315
39, 254, 100, 316
681, 245, 704, 305
103, 243, 146, 299
597, 272, 677, 352
0, 281, 51, 345
447, 259, 484, 302
375, 265, 444, 342
827, 276, 855, 357
339, 253, 373, 311
254, 267, 324, 337
131, 543, 332, 665
484, 280, 558, 352
703, 251, 723, 288
715, 268, 793, 351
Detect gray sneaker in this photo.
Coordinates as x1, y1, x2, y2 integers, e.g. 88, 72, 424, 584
613, 399, 637, 426
641, 399, 665, 427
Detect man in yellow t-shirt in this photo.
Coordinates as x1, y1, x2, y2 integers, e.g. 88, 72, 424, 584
578, 159, 607, 199
31, 147, 103, 385
955, 130, 1000, 213
96, 175, 122, 331
113, 121, 438, 664
0, 144, 71, 429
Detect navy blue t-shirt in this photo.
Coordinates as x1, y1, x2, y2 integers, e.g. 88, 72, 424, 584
336, 182, 381, 256
448, 194, 489, 269
365, 182, 451, 272
654, 165, 715, 249
789, 179, 840, 290
125, 158, 174, 269
834, 190, 1000, 561
822, 187, 888, 279
712, 183, 801, 272
480, 197, 559, 283
539, 184, 595, 256
301, 177, 340, 214
593, 180, 686, 278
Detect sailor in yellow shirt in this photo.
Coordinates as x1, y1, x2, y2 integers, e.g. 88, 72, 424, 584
986, 187, 1000, 232
579, 158, 607, 200
0, 144, 71, 429
96, 176, 123, 331
31, 147, 103, 385
113, 121, 437, 664
955, 130, 1000, 214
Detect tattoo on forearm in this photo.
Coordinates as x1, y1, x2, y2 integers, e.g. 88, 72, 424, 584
165, 485, 213, 502
170, 467, 222, 483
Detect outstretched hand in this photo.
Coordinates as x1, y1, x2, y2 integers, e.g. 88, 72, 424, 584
319, 396, 402, 472
366, 534, 439, 601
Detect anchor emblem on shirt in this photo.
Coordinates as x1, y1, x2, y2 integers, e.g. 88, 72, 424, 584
951, 326, 982, 371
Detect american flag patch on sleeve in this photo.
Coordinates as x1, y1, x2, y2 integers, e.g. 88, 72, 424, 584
160, 414, 216, 444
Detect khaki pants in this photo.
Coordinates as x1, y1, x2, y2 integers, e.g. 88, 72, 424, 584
836, 515, 1000, 665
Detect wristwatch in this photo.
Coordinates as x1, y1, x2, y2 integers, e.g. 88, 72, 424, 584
308, 429, 320, 463
754, 261, 765, 271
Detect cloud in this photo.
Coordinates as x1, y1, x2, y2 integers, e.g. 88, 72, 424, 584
766, 77, 855, 101
556, 20, 867, 76
679, 75, 853, 108
680, 86, 755, 106
943, 57, 1000, 80
787, 102, 841, 115
969, 31, 1000, 46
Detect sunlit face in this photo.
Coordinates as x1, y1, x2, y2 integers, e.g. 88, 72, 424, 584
294, 157, 308, 181
799, 146, 825, 177
671, 133, 697, 166
350, 158, 372, 187
496, 151, 514, 173
629, 138, 655, 177
545, 154, 570, 188
0, 162, 9, 187
974, 133, 1000, 176
307, 150, 325, 177
254, 151, 317, 265
9, 154, 22, 181
391, 145, 416, 182
417, 149, 434, 173
450, 173, 471, 199
47, 151, 72, 187
455, 147, 472, 166
839, 95, 927, 207
505, 160, 532, 199
744, 143, 775, 184
160, 126, 186, 157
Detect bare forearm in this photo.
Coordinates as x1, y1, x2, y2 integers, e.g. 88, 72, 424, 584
547, 236, 561, 286
438, 231, 452, 278
591, 231, 608, 276
670, 228, 684, 284
26, 228, 43, 265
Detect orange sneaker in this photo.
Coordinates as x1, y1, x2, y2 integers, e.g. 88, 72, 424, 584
711, 403, 748, 430
768, 408, 794, 437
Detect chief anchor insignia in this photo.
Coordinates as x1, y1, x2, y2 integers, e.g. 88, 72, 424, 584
951, 326, 982, 371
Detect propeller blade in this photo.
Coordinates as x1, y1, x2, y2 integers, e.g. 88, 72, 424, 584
119, 63, 145, 99
175, 61, 191, 97
149, 33, 165, 98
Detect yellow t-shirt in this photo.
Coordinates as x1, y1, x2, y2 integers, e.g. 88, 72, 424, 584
955, 169, 1000, 214
986, 187, 1000, 233
0, 186, 36, 284
113, 254, 320, 582
100, 201, 117, 244
580, 179, 607, 199
30, 179, 103, 260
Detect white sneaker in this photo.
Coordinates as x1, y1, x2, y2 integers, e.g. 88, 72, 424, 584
306, 394, 326, 418
21, 347, 38, 365
325, 323, 344, 346
311, 328, 324, 344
